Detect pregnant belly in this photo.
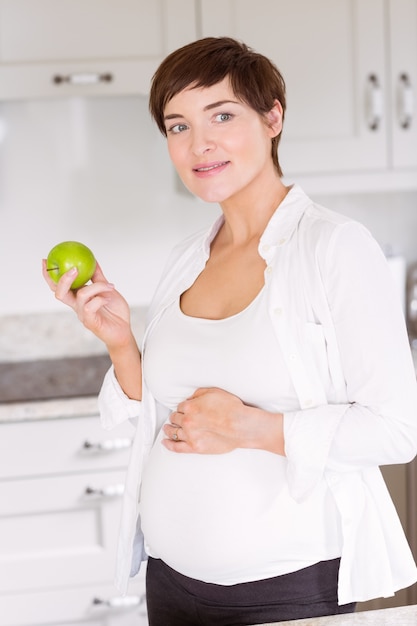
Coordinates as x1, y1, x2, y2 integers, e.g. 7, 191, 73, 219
139, 428, 295, 583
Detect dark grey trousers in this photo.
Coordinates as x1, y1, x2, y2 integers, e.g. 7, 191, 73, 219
146, 556, 356, 625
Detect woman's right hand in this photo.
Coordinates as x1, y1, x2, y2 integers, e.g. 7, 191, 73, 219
42, 259, 133, 352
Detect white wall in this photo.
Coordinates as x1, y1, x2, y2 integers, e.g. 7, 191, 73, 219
0, 95, 416, 317
0, 96, 219, 316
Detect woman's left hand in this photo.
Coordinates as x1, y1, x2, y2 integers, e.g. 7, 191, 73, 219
162, 387, 285, 455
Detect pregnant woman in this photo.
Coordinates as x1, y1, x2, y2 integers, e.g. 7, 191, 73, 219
43, 37, 417, 626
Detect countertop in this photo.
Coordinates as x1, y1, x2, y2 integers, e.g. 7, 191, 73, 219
0, 395, 99, 423
0, 354, 112, 403
258, 604, 417, 625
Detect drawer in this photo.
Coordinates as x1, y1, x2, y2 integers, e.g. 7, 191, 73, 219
0, 470, 129, 592
0, 60, 157, 101
0, 416, 134, 478
0, 576, 147, 626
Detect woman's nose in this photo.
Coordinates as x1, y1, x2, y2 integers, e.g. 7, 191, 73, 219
191, 129, 215, 155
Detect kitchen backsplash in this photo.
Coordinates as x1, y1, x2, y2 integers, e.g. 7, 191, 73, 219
0, 306, 146, 362
0, 95, 416, 319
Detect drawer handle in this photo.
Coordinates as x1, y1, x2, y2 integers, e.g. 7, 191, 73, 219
82, 437, 132, 453
366, 73, 383, 131
53, 72, 113, 85
84, 483, 124, 499
92, 594, 145, 610
398, 73, 414, 130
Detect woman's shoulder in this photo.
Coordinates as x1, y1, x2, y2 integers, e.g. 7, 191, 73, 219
299, 195, 372, 250
280, 185, 367, 245
290, 188, 383, 275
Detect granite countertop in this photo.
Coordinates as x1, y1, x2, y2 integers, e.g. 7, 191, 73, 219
259, 604, 417, 625
0, 395, 100, 423
0, 354, 112, 403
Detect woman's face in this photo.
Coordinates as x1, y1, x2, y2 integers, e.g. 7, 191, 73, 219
163, 78, 282, 206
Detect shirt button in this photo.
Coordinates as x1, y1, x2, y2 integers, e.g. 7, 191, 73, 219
261, 244, 271, 253
265, 266, 273, 275
289, 353, 297, 361
274, 307, 283, 316
277, 238, 286, 245
304, 398, 313, 407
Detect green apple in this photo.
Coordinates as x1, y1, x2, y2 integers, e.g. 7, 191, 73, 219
46, 241, 96, 289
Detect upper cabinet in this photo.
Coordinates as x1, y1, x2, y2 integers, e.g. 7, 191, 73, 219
200, 0, 417, 191
389, 0, 417, 171
0, 0, 197, 99
0, 0, 415, 191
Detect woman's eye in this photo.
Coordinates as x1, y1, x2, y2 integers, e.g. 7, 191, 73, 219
215, 113, 233, 122
168, 123, 188, 134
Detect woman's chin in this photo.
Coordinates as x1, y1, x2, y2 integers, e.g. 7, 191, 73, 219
189, 186, 232, 205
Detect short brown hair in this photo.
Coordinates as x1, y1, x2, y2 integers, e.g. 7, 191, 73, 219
149, 37, 286, 177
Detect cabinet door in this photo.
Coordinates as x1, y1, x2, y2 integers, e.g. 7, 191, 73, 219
0, 416, 134, 479
0, 579, 148, 626
0, 470, 128, 592
200, 0, 387, 176
388, 0, 417, 170
1, 0, 163, 62
0, 0, 195, 62
0, 0, 196, 99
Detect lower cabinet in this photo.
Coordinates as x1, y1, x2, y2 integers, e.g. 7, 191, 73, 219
0, 580, 148, 626
0, 411, 148, 626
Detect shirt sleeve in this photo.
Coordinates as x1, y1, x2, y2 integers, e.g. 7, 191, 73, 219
98, 365, 142, 431
284, 221, 417, 500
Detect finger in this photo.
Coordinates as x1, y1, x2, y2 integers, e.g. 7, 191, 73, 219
42, 258, 54, 286
169, 411, 183, 426
177, 392, 205, 414
186, 387, 211, 400
163, 423, 183, 441
91, 261, 110, 284
73, 279, 115, 304
82, 294, 114, 316
161, 439, 190, 453
41, 258, 70, 293
53, 267, 79, 300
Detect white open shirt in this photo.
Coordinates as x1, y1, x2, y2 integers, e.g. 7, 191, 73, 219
99, 184, 417, 605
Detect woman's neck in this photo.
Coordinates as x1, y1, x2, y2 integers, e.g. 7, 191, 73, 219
218, 179, 290, 246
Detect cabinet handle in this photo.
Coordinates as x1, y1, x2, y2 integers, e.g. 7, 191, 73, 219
398, 73, 414, 129
92, 594, 145, 610
52, 72, 113, 85
82, 437, 132, 453
84, 483, 124, 498
366, 74, 383, 131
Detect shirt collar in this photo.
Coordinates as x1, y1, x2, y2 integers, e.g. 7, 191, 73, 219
202, 214, 225, 258
258, 184, 309, 262
199, 184, 310, 262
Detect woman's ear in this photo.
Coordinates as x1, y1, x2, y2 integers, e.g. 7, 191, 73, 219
265, 100, 283, 137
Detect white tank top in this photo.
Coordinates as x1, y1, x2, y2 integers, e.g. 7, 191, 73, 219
140, 290, 341, 584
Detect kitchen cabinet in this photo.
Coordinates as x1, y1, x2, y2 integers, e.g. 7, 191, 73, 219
0, 410, 148, 626
388, 0, 417, 171
0, 0, 197, 100
200, 0, 417, 191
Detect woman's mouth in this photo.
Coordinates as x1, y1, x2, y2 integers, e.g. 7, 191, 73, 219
193, 161, 230, 177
